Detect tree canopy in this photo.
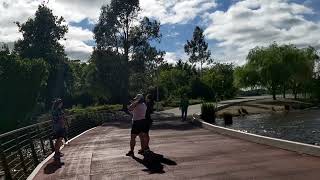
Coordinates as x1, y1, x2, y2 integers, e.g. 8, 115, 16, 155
236, 43, 319, 100
14, 5, 69, 107
184, 26, 212, 73
93, 0, 164, 106
14, 5, 68, 64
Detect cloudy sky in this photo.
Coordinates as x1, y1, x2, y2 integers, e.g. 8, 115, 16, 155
1, 0, 320, 65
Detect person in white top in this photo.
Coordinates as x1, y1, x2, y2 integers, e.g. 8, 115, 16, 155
126, 94, 148, 157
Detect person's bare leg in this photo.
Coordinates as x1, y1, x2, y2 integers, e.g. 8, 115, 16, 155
54, 137, 63, 157
130, 134, 137, 151
53, 137, 63, 164
140, 133, 148, 150
139, 134, 143, 150
146, 133, 150, 149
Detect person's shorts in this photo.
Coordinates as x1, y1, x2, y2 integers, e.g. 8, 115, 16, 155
54, 127, 66, 139
131, 119, 149, 135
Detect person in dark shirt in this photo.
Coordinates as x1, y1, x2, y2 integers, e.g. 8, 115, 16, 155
180, 94, 189, 121
138, 94, 154, 154
51, 98, 66, 160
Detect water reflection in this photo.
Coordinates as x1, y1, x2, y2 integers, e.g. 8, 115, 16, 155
215, 109, 320, 145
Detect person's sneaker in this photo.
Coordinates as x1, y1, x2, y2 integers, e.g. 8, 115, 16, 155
53, 153, 60, 160
138, 148, 151, 155
143, 149, 152, 155
126, 151, 134, 157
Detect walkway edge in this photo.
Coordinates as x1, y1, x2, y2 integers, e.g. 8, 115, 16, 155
192, 116, 320, 157
26, 127, 97, 180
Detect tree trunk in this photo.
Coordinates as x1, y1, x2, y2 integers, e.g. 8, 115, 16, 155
200, 61, 203, 77
304, 90, 307, 99
122, 42, 129, 111
121, 18, 130, 111
282, 85, 286, 99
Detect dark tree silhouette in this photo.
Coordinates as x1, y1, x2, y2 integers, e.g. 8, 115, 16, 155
14, 5, 68, 107
184, 26, 211, 74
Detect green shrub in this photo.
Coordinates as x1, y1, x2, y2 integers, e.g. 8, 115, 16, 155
163, 99, 203, 108
67, 104, 122, 115
201, 103, 216, 123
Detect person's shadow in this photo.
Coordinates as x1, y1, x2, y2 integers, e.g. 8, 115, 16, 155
132, 152, 177, 174
44, 160, 64, 174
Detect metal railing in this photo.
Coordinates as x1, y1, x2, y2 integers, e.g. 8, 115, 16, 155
0, 110, 124, 180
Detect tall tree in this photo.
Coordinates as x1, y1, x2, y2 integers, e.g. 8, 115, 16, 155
184, 26, 212, 74
241, 43, 318, 100
14, 5, 68, 107
88, 49, 127, 103
247, 43, 283, 100
94, 1, 163, 107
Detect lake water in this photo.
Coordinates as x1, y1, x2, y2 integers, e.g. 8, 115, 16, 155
215, 109, 320, 145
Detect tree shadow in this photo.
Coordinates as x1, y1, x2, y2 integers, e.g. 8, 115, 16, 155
101, 121, 131, 129
101, 117, 198, 131
132, 152, 177, 174
43, 160, 64, 174
151, 121, 198, 131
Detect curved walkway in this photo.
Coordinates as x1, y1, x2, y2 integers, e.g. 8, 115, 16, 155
32, 119, 320, 180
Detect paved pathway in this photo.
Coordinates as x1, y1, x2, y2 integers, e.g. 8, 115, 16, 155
160, 96, 269, 118
32, 119, 320, 180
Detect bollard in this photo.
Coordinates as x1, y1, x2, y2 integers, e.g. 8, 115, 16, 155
223, 113, 233, 126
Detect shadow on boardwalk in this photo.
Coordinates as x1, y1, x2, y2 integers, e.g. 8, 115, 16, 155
132, 152, 177, 174
32, 117, 320, 180
101, 116, 198, 131
43, 161, 64, 174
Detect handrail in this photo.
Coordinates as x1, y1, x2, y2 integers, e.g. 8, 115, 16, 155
0, 121, 51, 139
0, 111, 122, 180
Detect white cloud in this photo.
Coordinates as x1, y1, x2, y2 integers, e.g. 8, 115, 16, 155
140, 0, 217, 24
166, 31, 180, 38
48, 0, 109, 23
61, 26, 94, 61
0, 0, 98, 61
61, 39, 92, 61
164, 52, 179, 64
203, 0, 319, 64
164, 51, 188, 64
0, 0, 39, 43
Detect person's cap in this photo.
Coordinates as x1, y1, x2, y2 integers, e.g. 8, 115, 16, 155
134, 94, 144, 101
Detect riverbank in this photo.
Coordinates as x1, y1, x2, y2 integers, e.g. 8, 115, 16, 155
216, 99, 315, 118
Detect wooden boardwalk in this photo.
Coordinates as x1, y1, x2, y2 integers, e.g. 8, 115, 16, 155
32, 119, 320, 180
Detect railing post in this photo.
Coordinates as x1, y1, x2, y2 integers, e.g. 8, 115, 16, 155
37, 126, 46, 157
0, 144, 12, 180
18, 148, 27, 175
40, 137, 46, 156
28, 132, 39, 166
49, 137, 55, 152
65, 116, 70, 141
0, 171, 5, 180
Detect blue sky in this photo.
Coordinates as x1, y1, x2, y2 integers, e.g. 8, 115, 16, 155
1, 0, 320, 65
